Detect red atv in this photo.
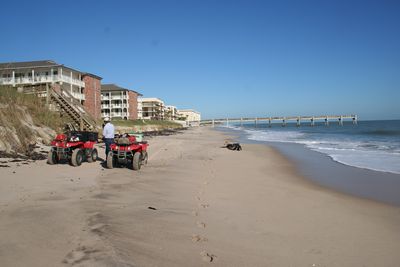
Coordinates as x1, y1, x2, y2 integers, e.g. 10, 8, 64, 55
47, 131, 98, 166
106, 133, 149, 170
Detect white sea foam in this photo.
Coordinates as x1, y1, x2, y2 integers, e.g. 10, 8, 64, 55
237, 127, 400, 174
326, 149, 400, 174
245, 129, 306, 142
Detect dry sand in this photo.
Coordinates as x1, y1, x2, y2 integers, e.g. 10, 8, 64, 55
0, 127, 399, 267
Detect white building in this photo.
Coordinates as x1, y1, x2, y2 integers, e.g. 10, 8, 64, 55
101, 84, 141, 120
138, 97, 165, 120
165, 105, 178, 121
178, 109, 201, 122
0, 60, 102, 119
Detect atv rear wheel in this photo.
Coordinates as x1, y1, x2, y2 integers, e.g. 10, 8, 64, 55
132, 152, 142, 170
87, 148, 98, 163
106, 152, 114, 169
47, 150, 58, 165
71, 149, 83, 167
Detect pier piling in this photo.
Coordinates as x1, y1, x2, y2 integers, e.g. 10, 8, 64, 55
353, 116, 357, 125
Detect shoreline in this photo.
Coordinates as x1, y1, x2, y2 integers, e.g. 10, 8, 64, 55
268, 141, 400, 206
0, 127, 399, 266
217, 126, 400, 207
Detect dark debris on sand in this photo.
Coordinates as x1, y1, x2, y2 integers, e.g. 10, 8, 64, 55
143, 128, 186, 137
0, 148, 47, 162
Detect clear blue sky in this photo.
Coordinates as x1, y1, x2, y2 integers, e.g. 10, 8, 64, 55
1, 0, 399, 120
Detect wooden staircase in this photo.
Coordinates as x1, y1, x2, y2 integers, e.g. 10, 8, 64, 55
50, 88, 98, 131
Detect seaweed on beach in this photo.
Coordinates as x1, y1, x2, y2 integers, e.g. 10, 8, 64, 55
0, 151, 20, 159
27, 151, 47, 160
0, 148, 47, 161
143, 128, 186, 137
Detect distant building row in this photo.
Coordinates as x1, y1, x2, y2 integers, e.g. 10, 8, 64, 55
101, 84, 200, 122
0, 60, 201, 122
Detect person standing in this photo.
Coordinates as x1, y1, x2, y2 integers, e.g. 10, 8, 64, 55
103, 117, 115, 158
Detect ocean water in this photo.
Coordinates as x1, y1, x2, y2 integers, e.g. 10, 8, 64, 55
224, 120, 400, 174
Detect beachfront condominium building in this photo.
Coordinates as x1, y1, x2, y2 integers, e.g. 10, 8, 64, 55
101, 84, 141, 120
165, 105, 178, 121
138, 97, 165, 120
0, 60, 102, 119
178, 109, 201, 122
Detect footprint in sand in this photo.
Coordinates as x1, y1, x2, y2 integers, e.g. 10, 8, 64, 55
62, 246, 99, 265
199, 203, 209, 209
90, 223, 108, 236
196, 221, 206, 228
191, 234, 208, 243
192, 210, 199, 217
200, 251, 217, 263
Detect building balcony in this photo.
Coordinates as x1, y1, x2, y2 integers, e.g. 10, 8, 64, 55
141, 102, 162, 107
110, 112, 129, 117
71, 91, 85, 101
59, 75, 85, 87
110, 103, 128, 108
0, 74, 85, 87
110, 95, 128, 100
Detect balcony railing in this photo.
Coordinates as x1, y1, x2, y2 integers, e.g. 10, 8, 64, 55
71, 92, 85, 101
0, 74, 85, 87
110, 103, 128, 108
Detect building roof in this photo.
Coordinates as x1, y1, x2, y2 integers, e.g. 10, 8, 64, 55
101, 84, 142, 95
0, 60, 102, 80
82, 72, 103, 80
139, 97, 164, 103
0, 60, 59, 69
178, 109, 201, 114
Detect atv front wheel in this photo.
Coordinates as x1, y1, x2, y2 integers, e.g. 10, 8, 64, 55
71, 149, 83, 167
132, 152, 142, 170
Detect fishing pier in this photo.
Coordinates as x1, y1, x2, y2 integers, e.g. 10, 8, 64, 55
201, 115, 358, 127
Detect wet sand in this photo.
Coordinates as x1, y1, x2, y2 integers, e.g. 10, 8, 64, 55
266, 141, 400, 206
0, 127, 400, 266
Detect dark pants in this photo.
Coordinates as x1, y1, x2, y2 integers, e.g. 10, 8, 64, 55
104, 138, 114, 158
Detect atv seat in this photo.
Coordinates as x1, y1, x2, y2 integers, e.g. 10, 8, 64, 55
116, 136, 136, 145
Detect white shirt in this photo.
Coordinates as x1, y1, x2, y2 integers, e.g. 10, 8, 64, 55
103, 123, 115, 139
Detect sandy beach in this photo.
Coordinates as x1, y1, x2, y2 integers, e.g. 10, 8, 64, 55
1, 126, 400, 267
